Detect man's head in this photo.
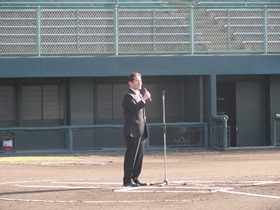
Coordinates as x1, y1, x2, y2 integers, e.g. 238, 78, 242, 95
128, 72, 142, 91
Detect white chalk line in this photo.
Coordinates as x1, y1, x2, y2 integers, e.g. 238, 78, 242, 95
15, 184, 100, 189
14, 180, 232, 193
114, 185, 232, 193
15, 183, 230, 194
40, 162, 110, 165
1, 179, 280, 204
218, 189, 280, 199
0, 197, 195, 204
52, 181, 120, 185
0, 178, 105, 185
11, 180, 280, 193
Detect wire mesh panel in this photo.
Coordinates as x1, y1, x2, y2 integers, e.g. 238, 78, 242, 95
229, 8, 265, 52
118, 7, 192, 54
1, 5, 280, 56
204, 7, 280, 53
171, 126, 205, 147
267, 9, 280, 52
41, 8, 115, 55
1, 8, 37, 54
148, 125, 205, 147
215, 125, 230, 147
77, 9, 115, 54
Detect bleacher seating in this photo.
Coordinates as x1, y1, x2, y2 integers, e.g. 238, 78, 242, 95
205, 6, 280, 52
1, 2, 280, 55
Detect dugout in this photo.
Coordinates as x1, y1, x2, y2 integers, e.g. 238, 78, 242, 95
1, 1, 280, 152
1, 55, 280, 151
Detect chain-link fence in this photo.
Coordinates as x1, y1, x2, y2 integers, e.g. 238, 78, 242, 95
1, 4, 280, 56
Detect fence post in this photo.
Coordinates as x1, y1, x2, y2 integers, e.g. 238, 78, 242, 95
227, 8, 231, 51
273, 114, 280, 147
76, 8, 80, 53
36, 6, 41, 56
67, 128, 73, 152
263, 5, 268, 54
114, 2, 119, 55
222, 116, 228, 148
212, 115, 229, 148
189, 6, 194, 54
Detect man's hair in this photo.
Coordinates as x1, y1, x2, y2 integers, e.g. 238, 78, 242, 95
128, 72, 141, 83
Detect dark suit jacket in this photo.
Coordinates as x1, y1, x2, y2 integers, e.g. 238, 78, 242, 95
123, 89, 148, 140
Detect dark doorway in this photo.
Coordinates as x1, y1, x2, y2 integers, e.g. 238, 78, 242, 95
236, 80, 267, 147
217, 82, 237, 147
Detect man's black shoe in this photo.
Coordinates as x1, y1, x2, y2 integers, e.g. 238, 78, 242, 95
123, 180, 139, 187
133, 179, 147, 186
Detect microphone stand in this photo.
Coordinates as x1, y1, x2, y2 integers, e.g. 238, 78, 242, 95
150, 90, 168, 186
162, 90, 168, 185
150, 90, 186, 187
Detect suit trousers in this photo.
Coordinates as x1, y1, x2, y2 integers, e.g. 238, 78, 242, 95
123, 136, 146, 183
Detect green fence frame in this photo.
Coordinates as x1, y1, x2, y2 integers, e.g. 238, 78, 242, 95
1, 2, 280, 56
0, 122, 208, 152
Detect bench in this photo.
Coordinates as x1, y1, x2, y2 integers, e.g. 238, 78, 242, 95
119, 32, 202, 36
119, 24, 189, 28
40, 42, 114, 45
207, 9, 263, 12
2, 34, 36, 37
112, 41, 211, 45
224, 24, 280, 27
37, 41, 210, 46
0, 18, 36, 21
2, 43, 36, 46
233, 32, 280, 36
242, 40, 280, 44
215, 17, 280, 20
0, 26, 36, 29
200, 2, 280, 5
0, 1, 169, 6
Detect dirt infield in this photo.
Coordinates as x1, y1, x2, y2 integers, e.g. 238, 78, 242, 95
0, 149, 280, 210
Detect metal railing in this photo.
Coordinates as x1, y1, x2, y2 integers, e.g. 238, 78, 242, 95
272, 114, 280, 147
212, 115, 229, 148
0, 122, 208, 152
1, 3, 280, 56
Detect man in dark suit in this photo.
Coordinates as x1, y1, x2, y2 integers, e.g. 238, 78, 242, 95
122, 72, 151, 187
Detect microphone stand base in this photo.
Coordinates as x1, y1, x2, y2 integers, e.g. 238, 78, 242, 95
150, 180, 186, 187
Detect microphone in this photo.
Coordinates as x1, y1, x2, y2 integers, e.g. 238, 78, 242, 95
144, 87, 152, 101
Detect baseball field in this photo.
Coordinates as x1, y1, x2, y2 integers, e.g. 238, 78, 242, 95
0, 149, 280, 210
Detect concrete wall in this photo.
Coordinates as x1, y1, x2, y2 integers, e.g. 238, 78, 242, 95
69, 78, 95, 149
1, 55, 280, 78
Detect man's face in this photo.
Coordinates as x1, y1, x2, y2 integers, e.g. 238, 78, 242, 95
129, 75, 142, 91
